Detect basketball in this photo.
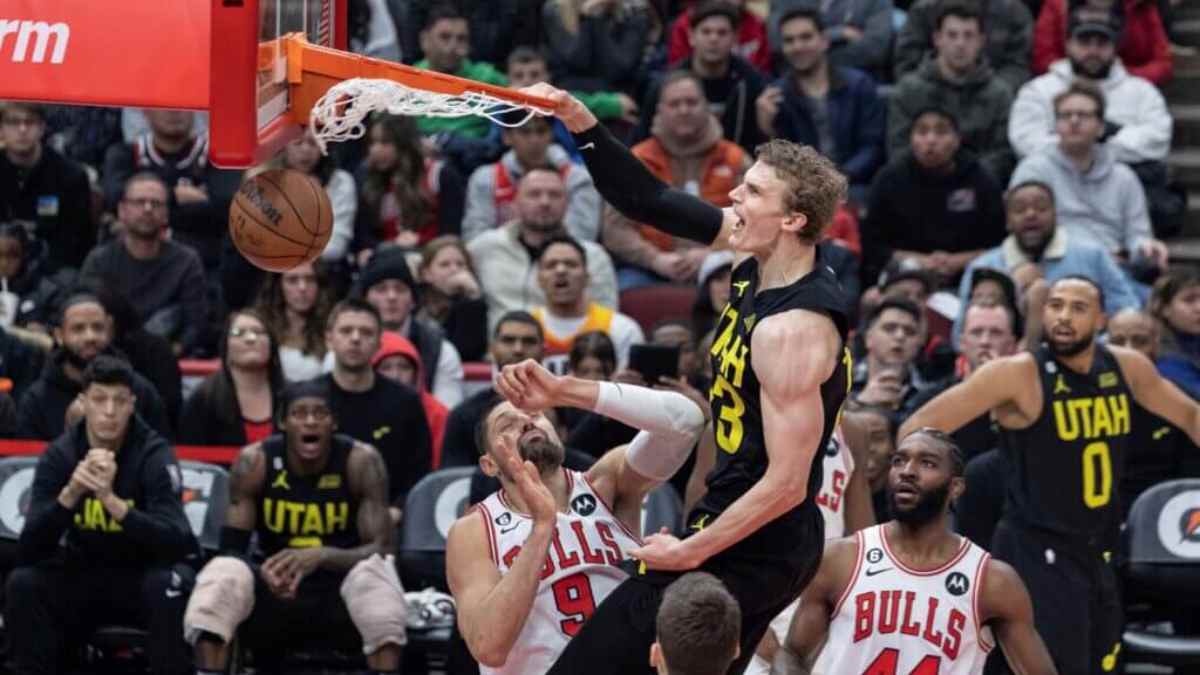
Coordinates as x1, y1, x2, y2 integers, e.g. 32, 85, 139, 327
229, 169, 333, 272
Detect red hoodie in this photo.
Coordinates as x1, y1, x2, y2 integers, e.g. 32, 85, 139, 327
1033, 0, 1172, 85
668, 6, 771, 73
372, 331, 449, 469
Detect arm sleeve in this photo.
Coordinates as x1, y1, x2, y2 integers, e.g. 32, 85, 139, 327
570, 124, 723, 246
1107, 86, 1172, 163
17, 448, 77, 564
118, 450, 196, 560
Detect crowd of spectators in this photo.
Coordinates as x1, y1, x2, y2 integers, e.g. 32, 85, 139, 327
0, 0, 1196, 669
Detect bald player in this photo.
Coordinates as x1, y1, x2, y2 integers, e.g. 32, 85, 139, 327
901, 275, 1200, 675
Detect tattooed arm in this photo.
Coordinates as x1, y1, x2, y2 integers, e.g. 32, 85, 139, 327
317, 442, 394, 570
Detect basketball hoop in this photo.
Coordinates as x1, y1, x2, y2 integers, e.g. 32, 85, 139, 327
308, 78, 554, 152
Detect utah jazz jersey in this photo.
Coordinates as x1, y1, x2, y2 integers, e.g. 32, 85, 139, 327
693, 247, 851, 556
1000, 345, 1132, 539
257, 433, 361, 557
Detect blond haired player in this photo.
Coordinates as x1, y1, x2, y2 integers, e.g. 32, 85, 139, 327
773, 429, 1056, 675
446, 361, 706, 673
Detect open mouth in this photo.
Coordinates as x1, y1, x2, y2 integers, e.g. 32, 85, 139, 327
300, 433, 321, 445
893, 484, 919, 498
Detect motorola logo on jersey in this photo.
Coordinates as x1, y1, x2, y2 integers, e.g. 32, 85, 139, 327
866, 548, 884, 564
571, 494, 597, 517
1157, 491, 1200, 559
496, 512, 512, 527
945, 572, 970, 596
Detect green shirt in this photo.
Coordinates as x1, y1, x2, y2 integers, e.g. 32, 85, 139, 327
414, 59, 509, 139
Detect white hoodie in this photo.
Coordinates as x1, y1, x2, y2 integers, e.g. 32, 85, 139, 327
1008, 58, 1172, 163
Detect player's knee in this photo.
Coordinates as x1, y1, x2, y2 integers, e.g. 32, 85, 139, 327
183, 556, 255, 646
341, 553, 407, 654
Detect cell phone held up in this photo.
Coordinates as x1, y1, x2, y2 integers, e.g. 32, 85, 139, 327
628, 344, 680, 385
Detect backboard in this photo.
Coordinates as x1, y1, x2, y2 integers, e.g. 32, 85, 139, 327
210, 0, 346, 168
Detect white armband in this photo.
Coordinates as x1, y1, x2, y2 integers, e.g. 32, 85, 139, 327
594, 382, 706, 482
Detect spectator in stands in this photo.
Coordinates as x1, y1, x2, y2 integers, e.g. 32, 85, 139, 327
440, 310, 544, 469
81, 172, 208, 357
277, 132, 356, 262
767, 0, 896, 79
462, 115, 601, 242
498, 47, 641, 166
637, 1, 767, 150
17, 294, 167, 441
888, 1, 1016, 182
559, 331, 639, 458
671, 0, 771, 72
413, 4, 509, 140
0, 221, 65, 332
180, 309, 283, 447
841, 402, 896, 520
0, 102, 94, 274
567, 330, 619, 382
102, 110, 240, 279
356, 114, 465, 259
692, 250, 734, 340
1148, 268, 1200, 400
7, 356, 196, 675
42, 105, 124, 172
860, 107, 1007, 288
1009, 82, 1168, 276
757, 8, 885, 205
373, 330, 449, 468
1009, 8, 1172, 165
357, 246, 464, 408
531, 236, 645, 374
1107, 307, 1200, 517
417, 236, 488, 362
0, 324, 45, 405
894, 0, 1034, 92
256, 261, 335, 383
851, 298, 933, 407
468, 168, 618, 328
955, 180, 1140, 342
608, 71, 749, 289
401, 0, 543, 68
348, 0, 402, 62
1034, 0, 1173, 84
89, 284, 184, 435
543, 0, 656, 93
907, 300, 1017, 459
314, 298, 433, 512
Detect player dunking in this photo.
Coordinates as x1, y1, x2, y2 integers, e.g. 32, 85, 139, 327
773, 429, 1056, 675
901, 276, 1200, 675
518, 82, 853, 675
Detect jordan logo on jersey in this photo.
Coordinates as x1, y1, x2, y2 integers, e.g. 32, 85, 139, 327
853, 590, 968, 659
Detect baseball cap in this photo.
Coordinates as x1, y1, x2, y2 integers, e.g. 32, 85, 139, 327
877, 258, 933, 294
697, 250, 735, 289
1068, 7, 1120, 41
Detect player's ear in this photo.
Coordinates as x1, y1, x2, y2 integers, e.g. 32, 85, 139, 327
780, 211, 807, 236
479, 453, 500, 478
649, 641, 663, 668
949, 476, 966, 503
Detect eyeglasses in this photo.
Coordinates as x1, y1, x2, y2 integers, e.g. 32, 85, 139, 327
229, 326, 268, 339
288, 406, 331, 421
123, 197, 168, 211
1055, 111, 1098, 122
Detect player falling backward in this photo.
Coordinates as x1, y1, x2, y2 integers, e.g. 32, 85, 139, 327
900, 276, 1200, 675
445, 366, 707, 674
772, 429, 1057, 675
520, 81, 853, 675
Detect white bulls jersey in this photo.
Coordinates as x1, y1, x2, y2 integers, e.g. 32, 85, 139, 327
813, 524, 994, 675
747, 428, 856, 675
475, 469, 641, 675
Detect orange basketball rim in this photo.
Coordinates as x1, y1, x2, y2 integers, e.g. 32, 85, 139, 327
0, 0, 556, 168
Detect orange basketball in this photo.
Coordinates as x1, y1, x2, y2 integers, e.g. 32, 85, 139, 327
229, 169, 333, 272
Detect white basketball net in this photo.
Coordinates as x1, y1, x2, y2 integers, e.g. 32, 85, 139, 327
309, 78, 553, 153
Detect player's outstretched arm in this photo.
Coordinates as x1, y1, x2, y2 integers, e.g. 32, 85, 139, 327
982, 559, 1059, 675
772, 537, 858, 675
446, 448, 558, 668
522, 82, 732, 248
639, 311, 840, 569
898, 355, 1033, 440
1114, 346, 1200, 447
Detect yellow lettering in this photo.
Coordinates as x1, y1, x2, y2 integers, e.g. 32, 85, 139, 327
289, 536, 322, 548
1092, 396, 1113, 437
263, 499, 282, 532
1053, 400, 1079, 441
1082, 442, 1113, 508
286, 502, 304, 532
718, 336, 749, 388
1074, 399, 1095, 438
710, 307, 738, 358
710, 376, 745, 454
301, 503, 324, 535
326, 502, 349, 531
1110, 394, 1130, 435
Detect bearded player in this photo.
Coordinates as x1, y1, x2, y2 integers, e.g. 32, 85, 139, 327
773, 429, 1056, 674
901, 276, 1200, 674
515, 82, 853, 675
446, 364, 706, 674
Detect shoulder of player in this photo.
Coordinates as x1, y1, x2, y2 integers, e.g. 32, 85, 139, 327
231, 443, 267, 487
1108, 344, 1156, 383
977, 557, 1029, 622
346, 442, 386, 492
751, 310, 840, 386
971, 351, 1038, 387
813, 534, 861, 600
446, 505, 489, 558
